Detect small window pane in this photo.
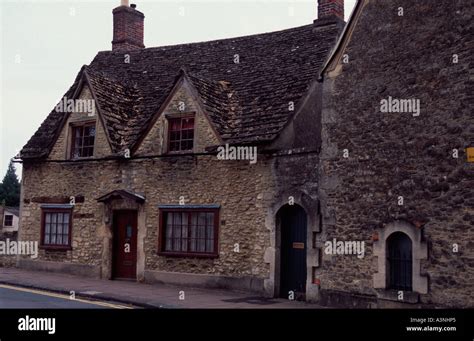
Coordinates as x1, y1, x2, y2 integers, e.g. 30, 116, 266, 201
45, 222, 51, 234
182, 118, 194, 129
190, 213, 198, 252
165, 213, 172, 251
62, 223, 68, 235
173, 213, 181, 251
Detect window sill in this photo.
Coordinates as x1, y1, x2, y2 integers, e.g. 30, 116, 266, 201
165, 150, 194, 155
39, 245, 72, 251
375, 289, 420, 304
69, 156, 95, 161
158, 251, 218, 259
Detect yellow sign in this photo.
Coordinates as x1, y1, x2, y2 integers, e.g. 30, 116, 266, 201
292, 242, 305, 249
467, 147, 474, 163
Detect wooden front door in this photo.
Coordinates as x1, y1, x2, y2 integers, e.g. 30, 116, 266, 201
279, 205, 307, 300
113, 210, 138, 279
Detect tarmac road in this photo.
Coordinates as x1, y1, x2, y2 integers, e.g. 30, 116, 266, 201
0, 284, 133, 309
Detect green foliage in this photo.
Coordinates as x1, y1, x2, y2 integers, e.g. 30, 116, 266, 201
0, 161, 20, 207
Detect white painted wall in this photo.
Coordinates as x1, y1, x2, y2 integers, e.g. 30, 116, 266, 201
2, 209, 19, 232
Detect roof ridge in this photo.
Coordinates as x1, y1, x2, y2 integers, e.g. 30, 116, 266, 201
97, 24, 321, 55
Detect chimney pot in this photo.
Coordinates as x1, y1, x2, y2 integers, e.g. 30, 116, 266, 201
131, 4, 137, 9
121, 0, 129, 6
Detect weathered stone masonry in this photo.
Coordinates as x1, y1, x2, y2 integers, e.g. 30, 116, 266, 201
19, 0, 471, 307
18, 1, 342, 299
19, 74, 324, 297
318, 0, 473, 307
19, 151, 322, 294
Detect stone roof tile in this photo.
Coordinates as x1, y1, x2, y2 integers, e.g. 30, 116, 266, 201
21, 22, 342, 158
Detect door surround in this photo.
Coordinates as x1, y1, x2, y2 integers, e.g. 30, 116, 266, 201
278, 204, 307, 299
97, 190, 146, 281
263, 192, 320, 301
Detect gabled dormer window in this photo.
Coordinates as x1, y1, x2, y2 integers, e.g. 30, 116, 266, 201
168, 115, 195, 152
70, 122, 96, 159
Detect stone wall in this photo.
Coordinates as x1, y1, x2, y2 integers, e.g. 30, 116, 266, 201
19, 70, 324, 296
319, 0, 473, 307
20, 155, 276, 280
20, 149, 323, 294
19, 18, 331, 296
0, 231, 18, 267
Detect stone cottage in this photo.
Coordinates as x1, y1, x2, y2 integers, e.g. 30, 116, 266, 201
17, 0, 473, 308
18, 0, 345, 301
318, 0, 473, 307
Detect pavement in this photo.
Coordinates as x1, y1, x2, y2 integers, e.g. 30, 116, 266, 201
0, 267, 323, 309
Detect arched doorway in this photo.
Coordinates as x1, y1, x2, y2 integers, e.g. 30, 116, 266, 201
387, 232, 413, 291
277, 204, 307, 299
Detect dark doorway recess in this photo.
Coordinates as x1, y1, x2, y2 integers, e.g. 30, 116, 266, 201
278, 204, 307, 300
387, 232, 413, 291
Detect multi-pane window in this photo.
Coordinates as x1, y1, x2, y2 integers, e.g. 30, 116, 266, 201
71, 123, 96, 158
160, 209, 218, 256
42, 210, 72, 248
168, 116, 194, 152
4, 215, 13, 227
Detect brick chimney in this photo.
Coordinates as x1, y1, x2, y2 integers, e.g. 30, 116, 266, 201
112, 1, 145, 51
318, 0, 344, 21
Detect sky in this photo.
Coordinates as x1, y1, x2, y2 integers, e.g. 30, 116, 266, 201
0, 0, 357, 179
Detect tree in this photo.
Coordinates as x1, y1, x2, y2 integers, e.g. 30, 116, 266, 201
0, 161, 20, 207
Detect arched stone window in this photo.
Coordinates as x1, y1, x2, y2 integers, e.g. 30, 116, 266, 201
373, 221, 428, 294
387, 232, 412, 291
